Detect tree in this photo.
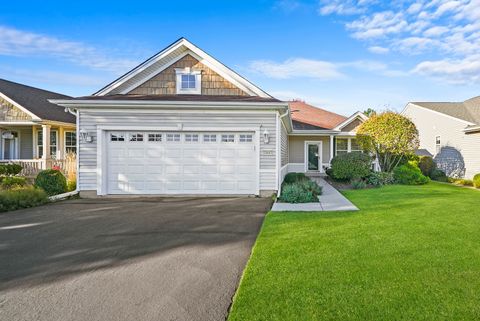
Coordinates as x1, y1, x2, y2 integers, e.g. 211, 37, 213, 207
356, 112, 419, 172
363, 108, 377, 117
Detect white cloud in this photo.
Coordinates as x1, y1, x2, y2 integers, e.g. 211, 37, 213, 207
423, 26, 450, 37
318, 0, 366, 15
368, 46, 390, 54
346, 11, 408, 39
412, 55, 480, 84
0, 25, 138, 73
248, 58, 344, 80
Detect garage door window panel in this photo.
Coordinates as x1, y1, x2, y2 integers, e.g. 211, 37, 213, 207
166, 133, 181, 142
203, 134, 217, 142
185, 134, 199, 142
130, 133, 144, 142
221, 134, 235, 143
110, 133, 125, 142
239, 134, 253, 143
148, 133, 162, 142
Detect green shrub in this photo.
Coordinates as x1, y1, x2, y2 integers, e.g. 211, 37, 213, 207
0, 163, 23, 176
351, 179, 367, 189
430, 169, 448, 182
299, 179, 323, 196
34, 169, 67, 196
0, 186, 48, 212
0, 176, 27, 190
366, 171, 395, 187
330, 152, 372, 181
67, 179, 77, 192
418, 156, 436, 177
283, 172, 307, 184
449, 178, 473, 186
280, 183, 317, 203
393, 162, 430, 185
474, 174, 480, 188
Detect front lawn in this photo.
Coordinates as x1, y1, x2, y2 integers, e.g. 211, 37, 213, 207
228, 182, 480, 321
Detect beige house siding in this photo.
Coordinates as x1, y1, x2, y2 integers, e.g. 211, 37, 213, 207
128, 54, 249, 96
288, 136, 331, 166
0, 97, 32, 121
341, 118, 362, 132
404, 103, 480, 179
78, 110, 277, 192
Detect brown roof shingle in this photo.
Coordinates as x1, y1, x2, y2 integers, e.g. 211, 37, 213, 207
289, 100, 347, 130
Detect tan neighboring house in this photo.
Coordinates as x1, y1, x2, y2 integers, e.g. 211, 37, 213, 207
403, 96, 480, 179
0, 79, 76, 176
52, 38, 367, 197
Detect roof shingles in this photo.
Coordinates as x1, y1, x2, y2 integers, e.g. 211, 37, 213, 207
289, 100, 347, 130
412, 96, 480, 125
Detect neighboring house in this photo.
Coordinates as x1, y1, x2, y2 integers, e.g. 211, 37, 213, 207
52, 38, 366, 197
403, 97, 480, 179
0, 79, 76, 176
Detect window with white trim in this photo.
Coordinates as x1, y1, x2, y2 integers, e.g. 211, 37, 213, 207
435, 136, 441, 154
185, 134, 199, 142
65, 131, 76, 154
350, 138, 362, 153
335, 138, 348, 155
37, 130, 58, 158
166, 133, 181, 142
239, 134, 253, 143
110, 133, 125, 142
221, 134, 235, 143
175, 68, 201, 94
129, 133, 144, 142
203, 134, 217, 142
148, 133, 162, 142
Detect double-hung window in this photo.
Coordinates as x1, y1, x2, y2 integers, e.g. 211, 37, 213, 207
435, 136, 441, 154
335, 138, 348, 155
65, 131, 76, 154
37, 130, 58, 158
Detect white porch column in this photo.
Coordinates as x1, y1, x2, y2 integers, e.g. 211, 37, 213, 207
329, 135, 334, 162
58, 127, 65, 160
41, 125, 51, 169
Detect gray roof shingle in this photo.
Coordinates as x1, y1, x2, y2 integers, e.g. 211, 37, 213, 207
412, 96, 480, 125
0, 79, 75, 124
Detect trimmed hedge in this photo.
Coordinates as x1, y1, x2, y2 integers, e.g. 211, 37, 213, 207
393, 162, 430, 185
0, 186, 49, 212
330, 152, 372, 181
34, 169, 67, 196
0, 164, 22, 176
0, 176, 27, 190
474, 174, 480, 188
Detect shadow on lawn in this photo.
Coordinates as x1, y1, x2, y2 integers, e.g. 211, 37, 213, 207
0, 197, 271, 291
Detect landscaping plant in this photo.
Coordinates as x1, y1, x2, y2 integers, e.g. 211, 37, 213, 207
356, 112, 419, 172
366, 171, 395, 187
0, 176, 27, 190
0, 163, 23, 176
474, 174, 480, 188
329, 152, 372, 181
351, 179, 367, 189
34, 169, 67, 196
418, 156, 436, 177
393, 161, 430, 185
430, 169, 448, 182
0, 186, 48, 212
280, 173, 322, 203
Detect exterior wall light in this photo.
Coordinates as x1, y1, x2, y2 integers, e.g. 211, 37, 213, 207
79, 129, 93, 143
263, 128, 270, 144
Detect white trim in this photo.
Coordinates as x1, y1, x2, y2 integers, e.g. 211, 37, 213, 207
64, 130, 77, 154
402, 103, 476, 126
0, 121, 37, 125
275, 112, 281, 191
464, 125, 480, 133
0, 92, 41, 121
60, 109, 280, 115
96, 125, 259, 132
304, 141, 323, 173
333, 111, 368, 131
1, 131, 19, 160
175, 67, 202, 95
94, 38, 271, 98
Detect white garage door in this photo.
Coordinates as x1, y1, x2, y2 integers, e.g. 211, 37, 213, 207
106, 131, 257, 195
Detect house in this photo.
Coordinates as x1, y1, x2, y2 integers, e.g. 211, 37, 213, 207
403, 97, 480, 179
0, 79, 76, 176
52, 38, 366, 197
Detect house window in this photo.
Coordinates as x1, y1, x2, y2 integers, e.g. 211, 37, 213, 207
221, 134, 235, 143
65, 131, 77, 154
185, 134, 199, 142
37, 130, 58, 158
436, 136, 441, 154
148, 133, 162, 142
110, 133, 125, 142
239, 134, 253, 143
129, 133, 144, 142
175, 68, 201, 94
166, 133, 181, 142
350, 138, 362, 153
336, 138, 348, 155
203, 134, 217, 142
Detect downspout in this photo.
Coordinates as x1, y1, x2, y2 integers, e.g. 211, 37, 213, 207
277, 107, 290, 195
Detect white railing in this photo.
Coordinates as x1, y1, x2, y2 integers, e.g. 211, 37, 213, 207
0, 159, 45, 177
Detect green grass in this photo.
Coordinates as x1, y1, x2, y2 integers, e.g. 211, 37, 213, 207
228, 183, 480, 321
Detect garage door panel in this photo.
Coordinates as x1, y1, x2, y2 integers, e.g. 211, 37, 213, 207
107, 131, 257, 195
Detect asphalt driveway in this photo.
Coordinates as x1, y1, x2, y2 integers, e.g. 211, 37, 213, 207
0, 197, 271, 321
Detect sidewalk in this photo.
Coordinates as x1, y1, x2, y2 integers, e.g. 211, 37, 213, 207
271, 177, 358, 212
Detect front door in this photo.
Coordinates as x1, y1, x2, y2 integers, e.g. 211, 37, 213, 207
306, 142, 322, 172
2, 136, 17, 160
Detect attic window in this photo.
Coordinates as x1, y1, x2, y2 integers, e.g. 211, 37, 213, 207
175, 68, 201, 94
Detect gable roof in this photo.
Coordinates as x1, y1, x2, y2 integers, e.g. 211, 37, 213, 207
289, 100, 347, 130
411, 96, 480, 125
94, 37, 272, 98
70, 94, 281, 103
0, 79, 75, 124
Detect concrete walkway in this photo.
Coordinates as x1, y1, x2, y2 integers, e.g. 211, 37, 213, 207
272, 177, 359, 212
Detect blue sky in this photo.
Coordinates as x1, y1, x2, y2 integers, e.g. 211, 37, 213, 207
1, 0, 479, 115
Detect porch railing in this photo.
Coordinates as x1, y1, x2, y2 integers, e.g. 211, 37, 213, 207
0, 158, 76, 178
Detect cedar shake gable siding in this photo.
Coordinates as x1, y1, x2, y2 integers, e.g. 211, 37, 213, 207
0, 97, 32, 121
128, 54, 249, 96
